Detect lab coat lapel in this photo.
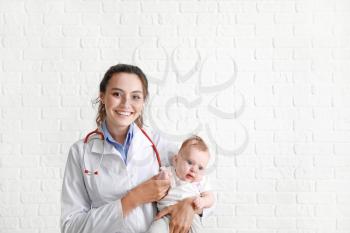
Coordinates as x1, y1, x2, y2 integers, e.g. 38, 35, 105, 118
127, 126, 153, 164
90, 138, 119, 155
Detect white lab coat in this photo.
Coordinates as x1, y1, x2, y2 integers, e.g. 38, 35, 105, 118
61, 126, 176, 233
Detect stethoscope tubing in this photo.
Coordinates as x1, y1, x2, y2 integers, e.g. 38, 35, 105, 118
82, 127, 161, 175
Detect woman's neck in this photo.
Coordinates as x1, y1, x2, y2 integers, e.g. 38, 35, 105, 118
105, 121, 129, 144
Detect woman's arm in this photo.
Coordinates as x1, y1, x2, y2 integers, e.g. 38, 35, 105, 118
156, 197, 197, 233
121, 175, 170, 216
61, 144, 170, 233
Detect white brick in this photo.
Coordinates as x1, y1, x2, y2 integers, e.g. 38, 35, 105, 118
20, 216, 58, 228
42, 61, 79, 72
274, 37, 311, 48
0, 156, 39, 168
0, 217, 19, 229
219, 192, 255, 204
0, 192, 20, 205
82, 13, 120, 25
236, 204, 274, 216
276, 204, 314, 217
218, 216, 255, 228
62, 25, 99, 37
0, 1, 25, 12
275, 156, 313, 168
274, 131, 313, 143
0, 72, 21, 83
198, 13, 234, 25
23, 119, 60, 131
297, 218, 336, 230
297, 193, 336, 204
214, 204, 234, 216
256, 168, 294, 179
65, 1, 101, 12
217, 167, 255, 179
21, 192, 59, 204
297, 0, 335, 12
236, 155, 274, 168
0, 180, 41, 192
2, 107, 40, 120
313, 131, 350, 143
20, 168, 60, 179
236, 37, 272, 48
257, 218, 296, 229
295, 168, 334, 179
142, 1, 179, 13
0, 168, 20, 180
41, 155, 68, 167
180, 2, 217, 13
42, 36, 79, 48
256, 48, 293, 60
315, 205, 337, 217
238, 180, 274, 192
256, 24, 294, 36
277, 181, 314, 192
42, 180, 61, 191
338, 219, 350, 230
218, 2, 257, 13
62, 48, 99, 60
102, 1, 140, 13
337, 194, 350, 204
23, 48, 61, 60
101, 25, 138, 36
294, 143, 332, 156
255, 143, 294, 155
316, 180, 350, 192
39, 204, 60, 216
218, 25, 255, 37
22, 96, 60, 107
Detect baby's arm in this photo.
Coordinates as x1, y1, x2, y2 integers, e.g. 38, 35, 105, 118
193, 191, 214, 211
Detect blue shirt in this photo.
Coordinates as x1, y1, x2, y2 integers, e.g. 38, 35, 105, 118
101, 121, 134, 164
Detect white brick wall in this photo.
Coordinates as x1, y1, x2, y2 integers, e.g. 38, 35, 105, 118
0, 0, 349, 232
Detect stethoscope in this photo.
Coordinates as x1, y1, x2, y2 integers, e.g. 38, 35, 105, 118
82, 127, 161, 175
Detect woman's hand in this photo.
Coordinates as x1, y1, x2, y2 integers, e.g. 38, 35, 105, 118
121, 175, 170, 216
156, 197, 196, 233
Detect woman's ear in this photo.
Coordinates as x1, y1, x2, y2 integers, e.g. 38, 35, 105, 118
99, 93, 105, 104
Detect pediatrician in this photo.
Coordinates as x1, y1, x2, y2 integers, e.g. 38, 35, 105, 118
61, 64, 200, 233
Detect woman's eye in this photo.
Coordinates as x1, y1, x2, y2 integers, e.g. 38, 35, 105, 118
132, 95, 142, 100
112, 92, 121, 97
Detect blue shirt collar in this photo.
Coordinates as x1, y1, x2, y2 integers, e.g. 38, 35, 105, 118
101, 121, 134, 148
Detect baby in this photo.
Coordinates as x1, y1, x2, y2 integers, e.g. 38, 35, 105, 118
148, 135, 214, 233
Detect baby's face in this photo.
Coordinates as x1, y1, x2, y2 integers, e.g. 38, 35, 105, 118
174, 147, 209, 182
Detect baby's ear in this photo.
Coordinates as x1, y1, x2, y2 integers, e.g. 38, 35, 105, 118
171, 154, 178, 165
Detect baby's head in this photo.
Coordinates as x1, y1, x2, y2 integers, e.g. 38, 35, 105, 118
173, 135, 210, 183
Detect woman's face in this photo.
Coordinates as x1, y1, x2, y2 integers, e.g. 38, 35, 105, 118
100, 72, 145, 131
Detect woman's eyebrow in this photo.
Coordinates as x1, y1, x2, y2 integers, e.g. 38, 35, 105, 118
110, 88, 142, 93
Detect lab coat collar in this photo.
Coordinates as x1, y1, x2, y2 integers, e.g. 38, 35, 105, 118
90, 125, 153, 156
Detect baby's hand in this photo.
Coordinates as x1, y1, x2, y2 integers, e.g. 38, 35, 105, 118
193, 196, 204, 210
155, 167, 171, 180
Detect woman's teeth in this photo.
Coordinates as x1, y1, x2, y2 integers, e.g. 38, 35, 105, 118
117, 111, 131, 116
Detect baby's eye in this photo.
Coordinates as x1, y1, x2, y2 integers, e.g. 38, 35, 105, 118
198, 166, 203, 170
186, 160, 192, 165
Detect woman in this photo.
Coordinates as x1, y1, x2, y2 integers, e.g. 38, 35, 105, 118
61, 64, 199, 233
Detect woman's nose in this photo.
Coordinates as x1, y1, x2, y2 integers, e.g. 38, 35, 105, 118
120, 96, 131, 106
